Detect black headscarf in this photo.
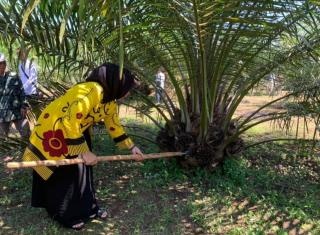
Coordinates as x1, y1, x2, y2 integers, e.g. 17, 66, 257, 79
86, 63, 136, 103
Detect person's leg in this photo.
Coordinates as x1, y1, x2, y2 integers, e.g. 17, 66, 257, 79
44, 164, 95, 229
31, 170, 48, 208
82, 127, 107, 219
155, 81, 161, 103
0, 122, 10, 137
159, 88, 163, 103
49, 128, 100, 228
159, 80, 165, 103
13, 118, 31, 138
156, 90, 159, 103
83, 128, 106, 218
34, 129, 99, 230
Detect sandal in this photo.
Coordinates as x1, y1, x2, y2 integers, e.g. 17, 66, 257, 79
89, 208, 108, 220
71, 220, 85, 230
50, 213, 85, 230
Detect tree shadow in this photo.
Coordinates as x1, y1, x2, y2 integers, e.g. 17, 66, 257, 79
189, 144, 320, 234
1, 128, 319, 234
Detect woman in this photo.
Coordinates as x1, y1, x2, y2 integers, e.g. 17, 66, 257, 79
22, 63, 143, 230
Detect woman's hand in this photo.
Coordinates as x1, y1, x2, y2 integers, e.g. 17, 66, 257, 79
131, 146, 144, 161
80, 151, 98, 165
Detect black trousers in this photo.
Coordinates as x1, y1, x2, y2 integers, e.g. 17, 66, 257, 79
31, 129, 98, 227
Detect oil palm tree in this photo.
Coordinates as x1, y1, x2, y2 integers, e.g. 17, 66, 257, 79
1, 0, 320, 168
122, 0, 320, 167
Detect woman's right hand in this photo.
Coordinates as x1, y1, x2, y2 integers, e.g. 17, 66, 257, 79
80, 151, 98, 165
131, 146, 144, 161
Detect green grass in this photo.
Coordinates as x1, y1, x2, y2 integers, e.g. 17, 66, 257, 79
0, 119, 319, 234
189, 146, 320, 234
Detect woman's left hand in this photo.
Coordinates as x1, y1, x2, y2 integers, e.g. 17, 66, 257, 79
131, 146, 144, 161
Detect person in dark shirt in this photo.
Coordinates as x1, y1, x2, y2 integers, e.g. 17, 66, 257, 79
0, 53, 30, 138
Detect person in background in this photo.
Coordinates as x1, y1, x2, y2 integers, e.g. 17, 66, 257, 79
22, 62, 144, 230
17, 47, 38, 98
0, 53, 30, 138
267, 73, 276, 96
155, 67, 166, 104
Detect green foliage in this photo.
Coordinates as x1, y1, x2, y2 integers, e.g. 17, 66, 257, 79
2, 0, 320, 150
141, 159, 187, 186
188, 143, 320, 234
0, 119, 319, 234
222, 157, 247, 186
275, 59, 320, 141
1, 1, 320, 233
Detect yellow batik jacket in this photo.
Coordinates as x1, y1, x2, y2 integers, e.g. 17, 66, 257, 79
22, 82, 134, 180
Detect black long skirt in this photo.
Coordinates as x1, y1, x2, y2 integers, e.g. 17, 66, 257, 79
31, 129, 98, 227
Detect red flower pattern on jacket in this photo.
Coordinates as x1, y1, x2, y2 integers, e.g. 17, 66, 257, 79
42, 129, 68, 157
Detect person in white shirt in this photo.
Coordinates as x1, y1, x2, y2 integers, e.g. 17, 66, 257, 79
155, 67, 166, 104
267, 73, 276, 96
18, 48, 38, 97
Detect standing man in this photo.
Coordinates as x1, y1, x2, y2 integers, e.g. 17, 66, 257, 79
155, 67, 166, 104
0, 53, 30, 138
267, 73, 276, 96
18, 47, 38, 98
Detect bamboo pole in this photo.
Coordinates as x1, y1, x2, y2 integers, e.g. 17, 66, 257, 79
6, 152, 185, 169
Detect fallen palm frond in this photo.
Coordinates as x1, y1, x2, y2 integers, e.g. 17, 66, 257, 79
0, 137, 28, 157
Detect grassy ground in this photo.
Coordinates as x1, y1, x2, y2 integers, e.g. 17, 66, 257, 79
0, 96, 319, 234
1, 119, 319, 235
